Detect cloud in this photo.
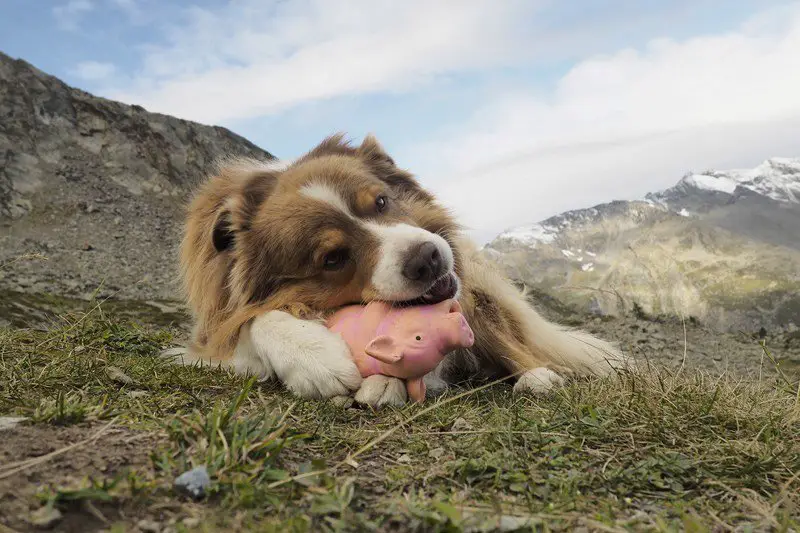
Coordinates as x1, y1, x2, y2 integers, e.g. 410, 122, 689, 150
71, 60, 117, 81
53, 0, 94, 31
107, 0, 539, 123
413, 2, 800, 242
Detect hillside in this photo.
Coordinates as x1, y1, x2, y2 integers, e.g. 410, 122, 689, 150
484, 159, 800, 332
0, 52, 273, 302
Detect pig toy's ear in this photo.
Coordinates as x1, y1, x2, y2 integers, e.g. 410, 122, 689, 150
365, 335, 403, 363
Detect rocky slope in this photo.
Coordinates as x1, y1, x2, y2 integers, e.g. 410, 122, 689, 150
484, 159, 800, 333
0, 52, 273, 301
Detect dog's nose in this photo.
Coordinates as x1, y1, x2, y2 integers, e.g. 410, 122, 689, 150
402, 242, 443, 284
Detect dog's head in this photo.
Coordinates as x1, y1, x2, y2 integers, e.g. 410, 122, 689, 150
180, 133, 462, 336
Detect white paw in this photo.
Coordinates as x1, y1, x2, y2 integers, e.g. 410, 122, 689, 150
250, 311, 363, 400
354, 375, 408, 407
423, 373, 448, 398
513, 367, 565, 395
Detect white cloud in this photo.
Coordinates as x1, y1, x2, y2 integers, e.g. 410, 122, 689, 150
414, 2, 800, 242
53, 0, 94, 31
108, 0, 538, 123
72, 60, 117, 81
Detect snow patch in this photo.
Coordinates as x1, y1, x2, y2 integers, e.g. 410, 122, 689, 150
678, 158, 800, 203
682, 173, 738, 194
498, 223, 558, 245
678, 208, 691, 217
581, 262, 594, 272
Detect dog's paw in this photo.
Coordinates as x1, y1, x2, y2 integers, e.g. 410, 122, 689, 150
354, 375, 408, 408
250, 311, 363, 400
513, 367, 565, 395
423, 373, 449, 398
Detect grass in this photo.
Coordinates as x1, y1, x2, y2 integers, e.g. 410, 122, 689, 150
1, 310, 799, 532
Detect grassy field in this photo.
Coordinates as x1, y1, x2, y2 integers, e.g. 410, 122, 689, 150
1, 309, 799, 532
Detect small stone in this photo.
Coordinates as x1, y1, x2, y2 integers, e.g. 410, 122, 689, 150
127, 390, 150, 399
174, 466, 211, 499
82, 242, 93, 251
450, 417, 473, 432
397, 454, 412, 464
29, 506, 62, 528
106, 366, 135, 385
0, 416, 29, 431
182, 517, 201, 528
428, 447, 445, 459
137, 519, 161, 533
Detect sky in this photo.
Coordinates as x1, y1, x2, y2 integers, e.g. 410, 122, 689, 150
2, 0, 800, 243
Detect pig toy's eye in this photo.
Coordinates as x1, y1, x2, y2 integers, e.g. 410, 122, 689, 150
415, 335, 422, 341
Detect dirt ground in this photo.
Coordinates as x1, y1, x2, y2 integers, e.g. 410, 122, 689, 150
0, 422, 168, 533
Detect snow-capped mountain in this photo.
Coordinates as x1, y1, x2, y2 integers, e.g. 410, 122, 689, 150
484, 158, 800, 332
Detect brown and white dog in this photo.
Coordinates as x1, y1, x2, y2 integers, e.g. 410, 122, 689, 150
170, 133, 626, 406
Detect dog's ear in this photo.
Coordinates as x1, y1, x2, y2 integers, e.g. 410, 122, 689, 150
358, 133, 432, 199
212, 210, 235, 252
209, 166, 279, 253
358, 133, 396, 166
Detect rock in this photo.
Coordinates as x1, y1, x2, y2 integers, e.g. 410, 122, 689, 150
127, 390, 150, 399
450, 417, 473, 432
0, 51, 273, 301
28, 506, 62, 528
0, 416, 29, 431
428, 447, 445, 459
396, 454, 412, 464
105, 365, 135, 385
137, 519, 161, 533
82, 242, 93, 251
174, 466, 211, 499
182, 517, 201, 528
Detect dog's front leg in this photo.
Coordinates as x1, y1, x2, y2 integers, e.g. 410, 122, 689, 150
247, 310, 408, 406
248, 310, 363, 399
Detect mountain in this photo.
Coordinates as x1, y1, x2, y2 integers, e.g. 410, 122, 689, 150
0, 52, 273, 301
484, 158, 800, 332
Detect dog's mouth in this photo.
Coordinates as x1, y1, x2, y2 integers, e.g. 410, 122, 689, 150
404, 272, 459, 306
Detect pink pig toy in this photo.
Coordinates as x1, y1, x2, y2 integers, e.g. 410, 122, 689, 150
326, 299, 475, 402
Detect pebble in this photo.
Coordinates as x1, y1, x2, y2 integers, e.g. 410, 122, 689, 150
28, 506, 62, 528
137, 519, 161, 533
450, 417, 473, 432
106, 365, 135, 385
174, 466, 211, 499
0, 416, 28, 431
182, 517, 201, 528
428, 447, 445, 459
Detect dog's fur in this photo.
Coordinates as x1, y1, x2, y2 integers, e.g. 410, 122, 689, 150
171, 133, 626, 406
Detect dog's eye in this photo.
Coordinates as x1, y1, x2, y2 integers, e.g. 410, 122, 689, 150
375, 194, 388, 213
323, 249, 349, 271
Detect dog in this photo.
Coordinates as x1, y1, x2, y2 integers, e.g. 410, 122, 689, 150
169, 133, 627, 406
